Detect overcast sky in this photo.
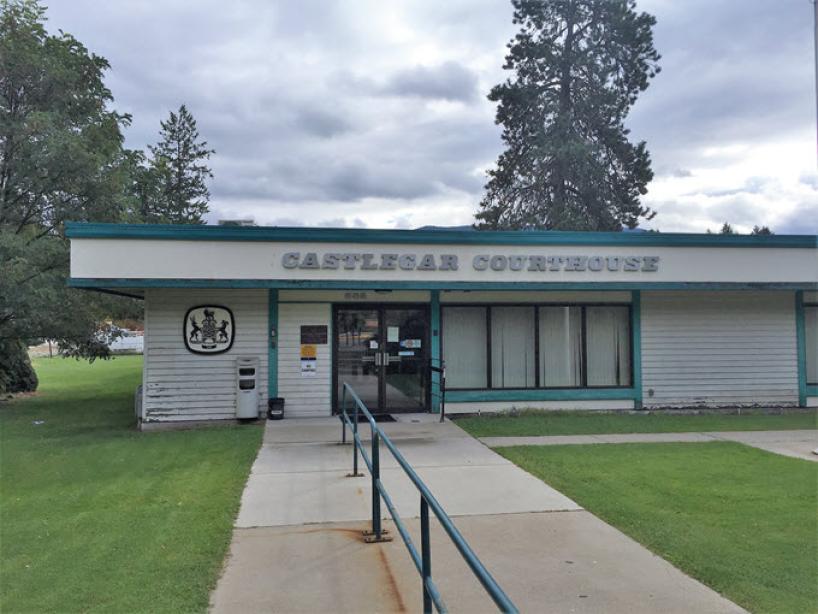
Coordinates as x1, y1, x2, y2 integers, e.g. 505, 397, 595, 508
45, 0, 818, 234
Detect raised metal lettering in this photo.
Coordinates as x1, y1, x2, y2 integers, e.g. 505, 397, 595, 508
398, 254, 416, 270
379, 254, 398, 270
490, 255, 507, 271
509, 255, 526, 271
342, 254, 361, 269
299, 252, 320, 269
321, 253, 339, 269
418, 254, 437, 271
473, 255, 489, 271
439, 254, 459, 271
624, 257, 641, 271
547, 256, 565, 271
641, 256, 660, 272
564, 256, 588, 271
282, 252, 300, 268
527, 256, 547, 271
361, 253, 378, 270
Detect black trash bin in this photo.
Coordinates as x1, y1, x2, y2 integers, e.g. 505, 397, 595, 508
267, 397, 285, 420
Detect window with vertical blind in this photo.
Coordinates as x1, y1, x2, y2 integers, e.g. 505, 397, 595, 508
586, 306, 631, 387
806, 305, 818, 386
442, 304, 633, 390
539, 306, 583, 387
491, 306, 536, 388
442, 306, 487, 389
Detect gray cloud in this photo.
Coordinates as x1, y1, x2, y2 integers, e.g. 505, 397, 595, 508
775, 200, 818, 234
380, 61, 480, 102
629, 0, 814, 171
43, 0, 816, 231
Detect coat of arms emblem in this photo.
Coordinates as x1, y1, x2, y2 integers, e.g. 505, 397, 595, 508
184, 305, 235, 354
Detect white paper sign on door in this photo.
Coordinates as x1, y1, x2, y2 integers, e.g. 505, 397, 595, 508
387, 326, 399, 342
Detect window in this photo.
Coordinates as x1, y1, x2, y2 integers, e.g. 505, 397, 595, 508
442, 307, 487, 388
806, 305, 818, 385
442, 303, 633, 390
586, 306, 631, 387
491, 307, 536, 388
539, 306, 582, 387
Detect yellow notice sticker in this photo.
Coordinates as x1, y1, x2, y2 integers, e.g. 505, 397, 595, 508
300, 344, 317, 359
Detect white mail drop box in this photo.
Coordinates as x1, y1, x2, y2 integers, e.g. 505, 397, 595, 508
236, 357, 259, 419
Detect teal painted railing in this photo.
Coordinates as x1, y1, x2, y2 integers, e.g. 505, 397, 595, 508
429, 359, 446, 422
339, 383, 518, 614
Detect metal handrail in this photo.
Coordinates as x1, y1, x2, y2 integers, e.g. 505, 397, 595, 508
429, 358, 446, 423
340, 382, 518, 614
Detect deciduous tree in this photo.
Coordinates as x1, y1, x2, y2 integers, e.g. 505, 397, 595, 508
0, 0, 138, 391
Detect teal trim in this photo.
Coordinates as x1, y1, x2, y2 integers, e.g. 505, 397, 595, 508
807, 385, 818, 397
430, 290, 441, 413
631, 290, 643, 409
65, 222, 818, 248
446, 388, 637, 403
795, 291, 807, 407
67, 278, 818, 292
268, 289, 278, 399
328, 303, 334, 412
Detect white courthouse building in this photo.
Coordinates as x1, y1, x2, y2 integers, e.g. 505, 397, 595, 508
66, 223, 818, 427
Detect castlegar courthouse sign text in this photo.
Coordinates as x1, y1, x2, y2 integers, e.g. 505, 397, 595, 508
281, 252, 661, 273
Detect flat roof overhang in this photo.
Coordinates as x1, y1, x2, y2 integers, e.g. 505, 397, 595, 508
65, 222, 818, 249
67, 278, 818, 292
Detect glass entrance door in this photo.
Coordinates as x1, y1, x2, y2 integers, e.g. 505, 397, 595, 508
334, 305, 429, 413
335, 308, 380, 409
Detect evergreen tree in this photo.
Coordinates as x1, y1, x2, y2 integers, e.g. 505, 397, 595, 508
477, 0, 661, 231
709, 223, 773, 235
144, 105, 214, 224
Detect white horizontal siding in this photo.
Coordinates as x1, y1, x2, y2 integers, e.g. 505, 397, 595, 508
142, 289, 268, 422
278, 303, 332, 417
641, 291, 798, 407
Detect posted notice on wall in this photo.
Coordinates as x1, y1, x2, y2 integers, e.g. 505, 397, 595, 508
301, 344, 317, 377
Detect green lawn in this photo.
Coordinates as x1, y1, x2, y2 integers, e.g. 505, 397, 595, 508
0, 356, 263, 613
497, 442, 818, 614
455, 409, 818, 438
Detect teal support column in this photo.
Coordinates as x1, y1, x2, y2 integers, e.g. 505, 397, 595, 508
268, 289, 279, 399
795, 290, 807, 407
430, 290, 441, 413
631, 290, 643, 409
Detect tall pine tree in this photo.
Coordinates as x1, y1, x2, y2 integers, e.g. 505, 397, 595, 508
477, 0, 661, 231
143, 105, 214, 224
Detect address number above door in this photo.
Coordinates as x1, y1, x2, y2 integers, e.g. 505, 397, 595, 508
184, 305, 235, 355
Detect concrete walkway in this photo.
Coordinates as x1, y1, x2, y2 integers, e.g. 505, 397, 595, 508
210, 416, 744, 613
480, 429, 818, 462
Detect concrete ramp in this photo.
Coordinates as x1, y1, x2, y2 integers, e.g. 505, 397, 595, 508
210, 415, 744, 613
236, 414, 578, 528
